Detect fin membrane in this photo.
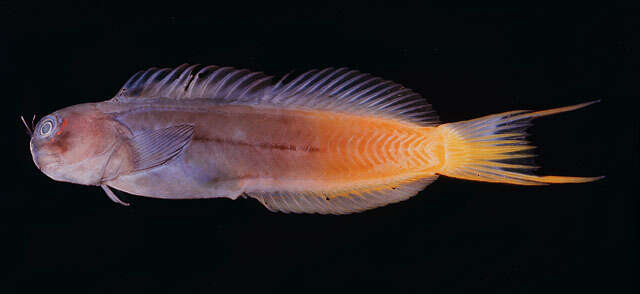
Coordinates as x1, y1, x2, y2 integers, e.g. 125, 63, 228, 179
247, 176, 437, 215
130, 124, 194, 171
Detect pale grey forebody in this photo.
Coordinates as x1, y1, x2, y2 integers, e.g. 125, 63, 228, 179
102, 101, 314, 200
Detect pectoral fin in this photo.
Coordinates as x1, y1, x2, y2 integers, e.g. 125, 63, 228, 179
130, 124, 194, 171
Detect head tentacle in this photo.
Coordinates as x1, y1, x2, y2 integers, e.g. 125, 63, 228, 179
20, 115, 35, 136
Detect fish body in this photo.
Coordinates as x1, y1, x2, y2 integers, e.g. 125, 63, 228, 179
27, 64, 602, 214
103, 102, 443, 198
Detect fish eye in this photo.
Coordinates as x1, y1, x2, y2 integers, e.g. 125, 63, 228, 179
39, 118, 56, 137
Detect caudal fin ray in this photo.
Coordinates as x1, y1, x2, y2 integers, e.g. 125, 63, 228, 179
437, 100, 602, 185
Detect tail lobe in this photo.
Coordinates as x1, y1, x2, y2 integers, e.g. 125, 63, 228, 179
436, 100, 603, 185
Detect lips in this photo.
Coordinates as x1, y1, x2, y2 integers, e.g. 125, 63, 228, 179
30, 139, 56, 169
31, 149, 61, 172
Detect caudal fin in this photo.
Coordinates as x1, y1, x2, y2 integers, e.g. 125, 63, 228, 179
436, 100, 603, 185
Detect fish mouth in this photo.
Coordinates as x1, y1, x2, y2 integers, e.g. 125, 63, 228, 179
30, 141, 61, 171
33, 152, 62, 172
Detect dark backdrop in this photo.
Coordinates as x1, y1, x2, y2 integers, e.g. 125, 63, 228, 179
4, 2, 637, 293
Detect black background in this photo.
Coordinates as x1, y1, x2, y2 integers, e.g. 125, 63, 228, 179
4, 2, 637, 293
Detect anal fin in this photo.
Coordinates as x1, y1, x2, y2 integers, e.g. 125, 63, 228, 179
247, 175, 437, 215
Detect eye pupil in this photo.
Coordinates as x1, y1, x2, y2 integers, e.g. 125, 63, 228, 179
41, 121, 52, 135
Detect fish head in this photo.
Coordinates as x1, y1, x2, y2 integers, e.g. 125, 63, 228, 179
29, 103, 130, 186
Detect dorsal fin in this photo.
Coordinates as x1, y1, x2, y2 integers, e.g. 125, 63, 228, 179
112, 64, 273, 102
266, 68, 438, 125
111, 64, 439, 126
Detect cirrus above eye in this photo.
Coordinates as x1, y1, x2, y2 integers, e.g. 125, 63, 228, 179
39, 119, 55, 136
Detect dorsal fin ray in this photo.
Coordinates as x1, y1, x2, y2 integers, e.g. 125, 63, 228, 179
111, 64, 439, 126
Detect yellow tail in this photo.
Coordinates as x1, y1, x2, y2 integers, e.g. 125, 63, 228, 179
437, 100, 604, 185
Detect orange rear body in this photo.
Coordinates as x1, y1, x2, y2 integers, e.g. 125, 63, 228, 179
221, 106, 445, 195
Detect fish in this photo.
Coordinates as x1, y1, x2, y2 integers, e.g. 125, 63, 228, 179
23, 64, 603, 214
